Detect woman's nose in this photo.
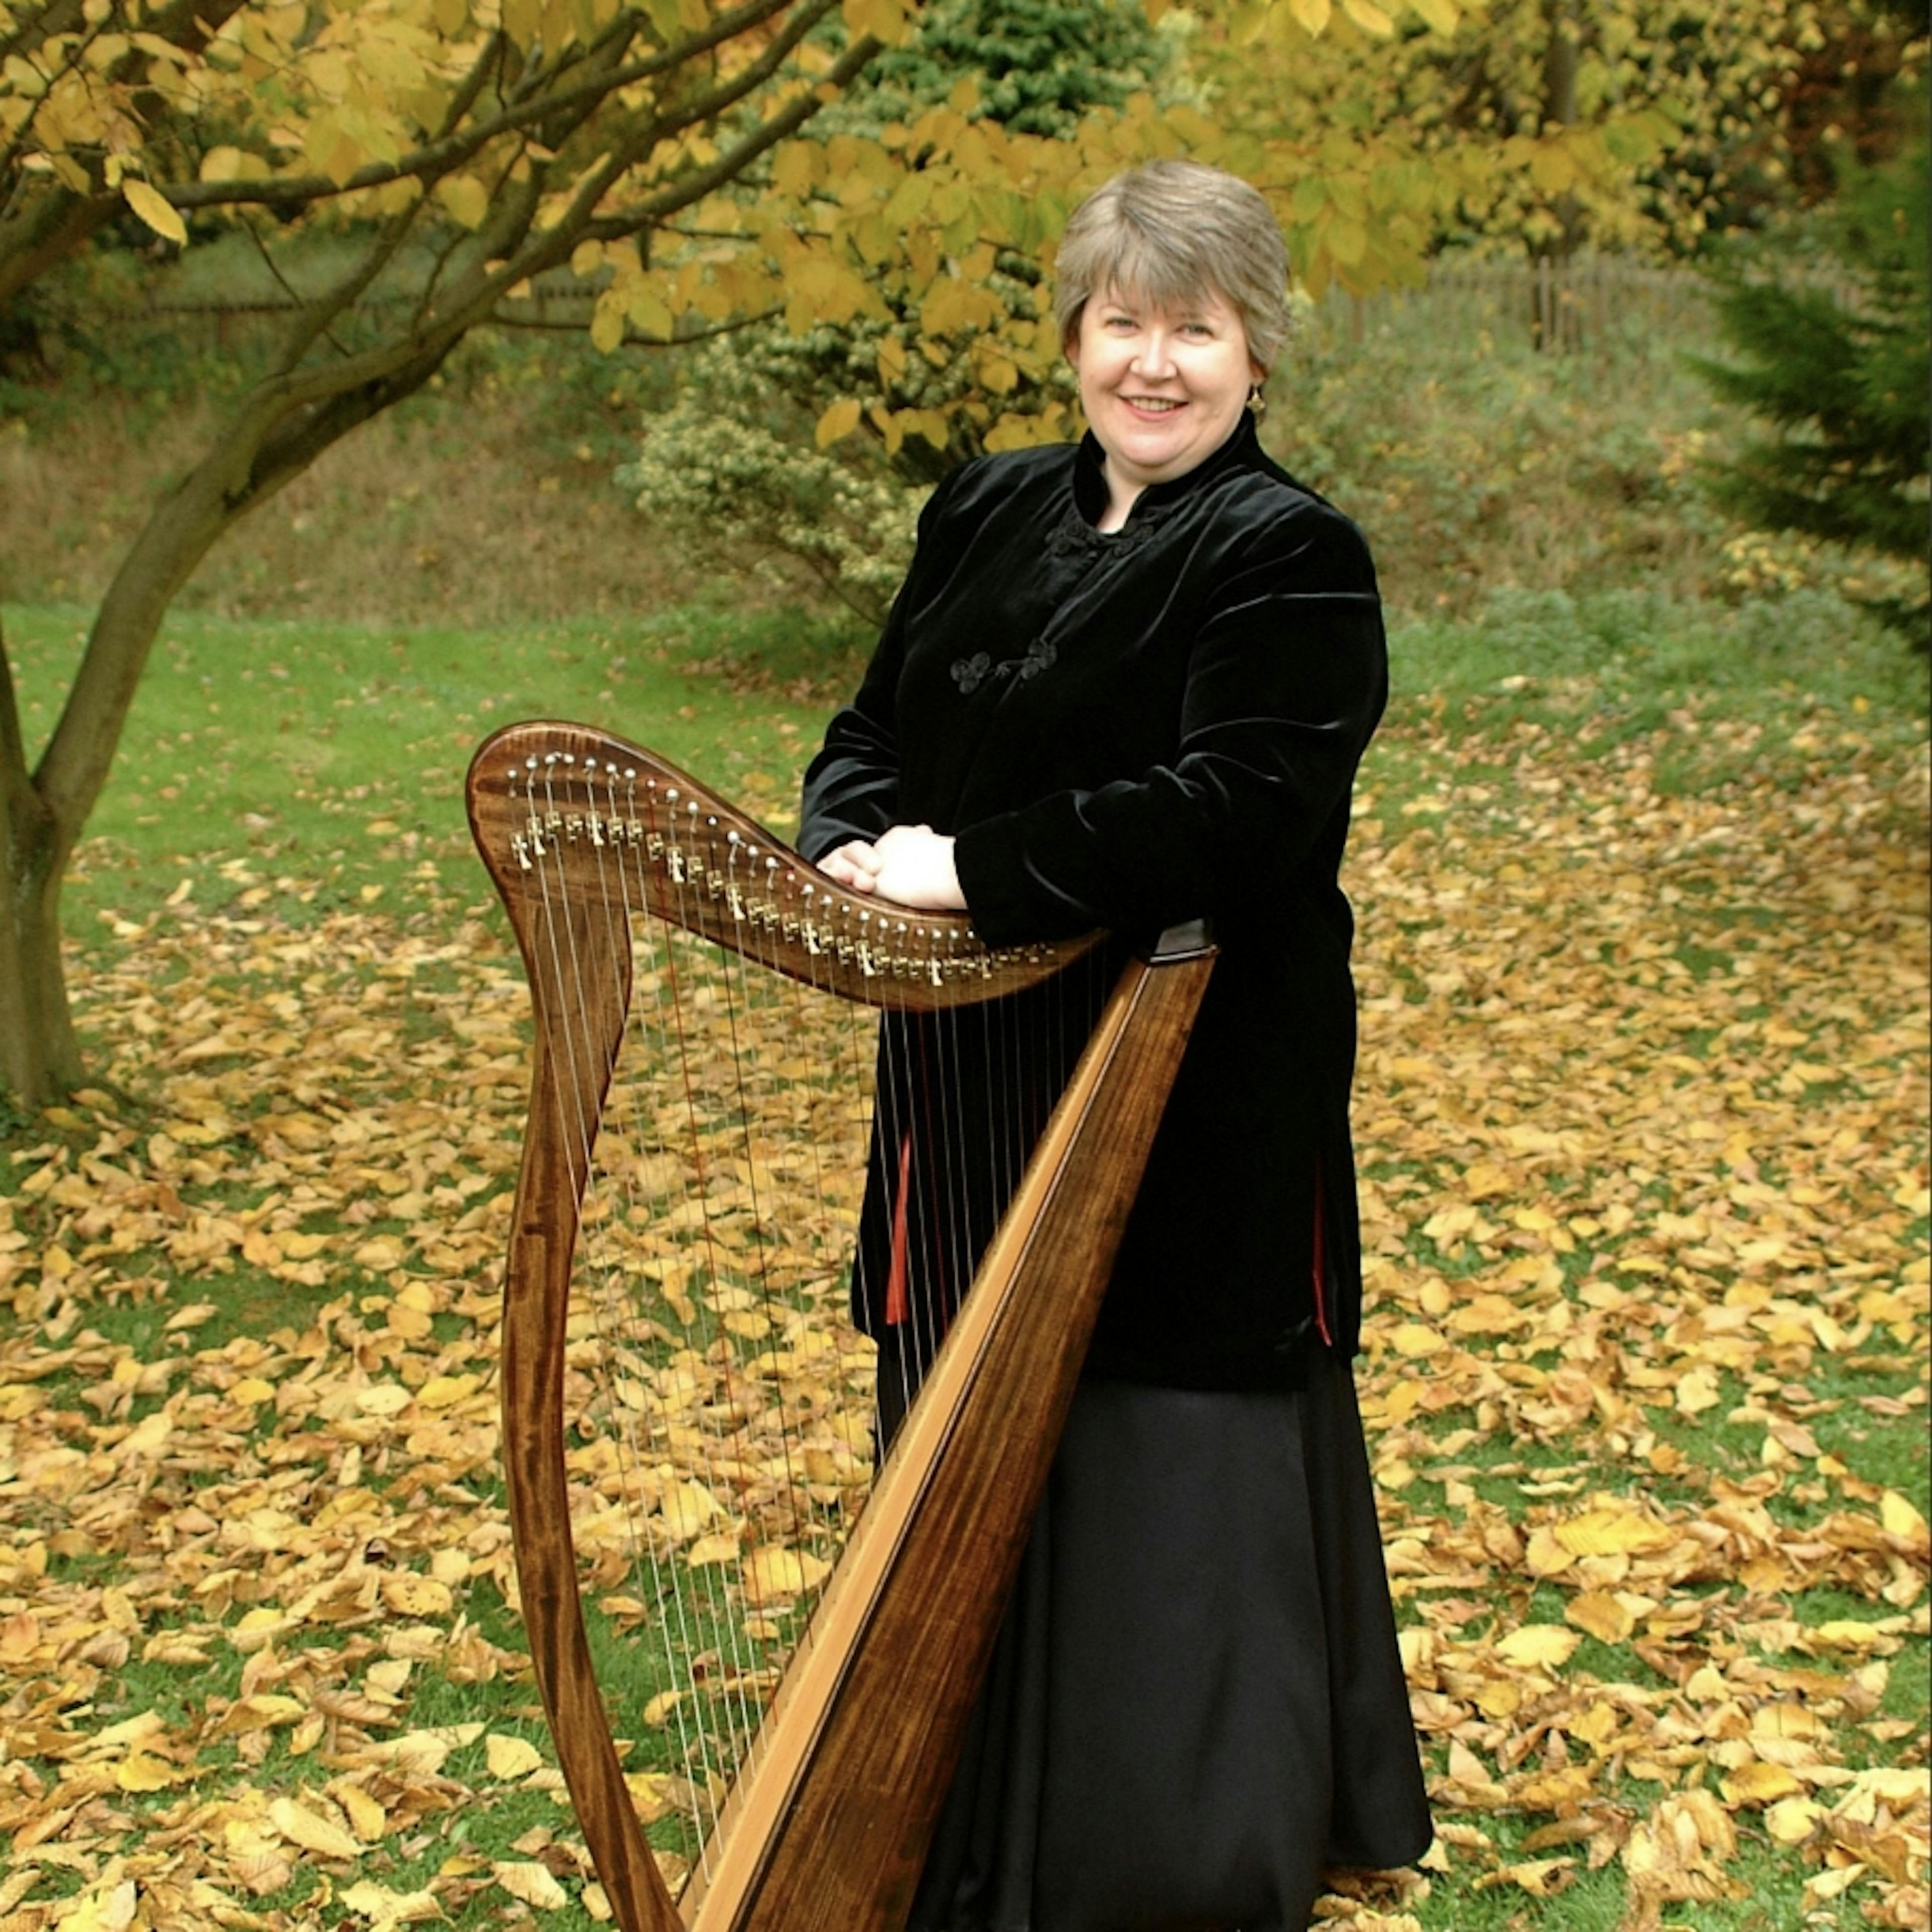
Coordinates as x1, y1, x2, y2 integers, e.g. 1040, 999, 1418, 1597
1130, 331, 1176, 377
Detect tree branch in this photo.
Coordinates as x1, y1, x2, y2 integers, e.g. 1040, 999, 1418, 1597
487, 300, 785, 344
156, 0, 803, 212
275, 189, 432, 373
0, 616, 37, 837
587, 18, 877, 243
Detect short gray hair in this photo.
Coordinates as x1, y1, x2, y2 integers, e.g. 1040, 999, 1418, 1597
1054, 160, 1293, 372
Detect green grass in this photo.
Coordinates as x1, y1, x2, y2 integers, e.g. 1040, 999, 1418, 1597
5, 604, 841, 935
9, 579, 1921, 947
0, 588, 1923, 1932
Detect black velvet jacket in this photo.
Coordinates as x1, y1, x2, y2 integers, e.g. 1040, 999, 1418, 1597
798, 413, 1386, 1388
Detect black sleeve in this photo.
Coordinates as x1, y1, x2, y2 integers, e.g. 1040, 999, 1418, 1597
795, 469, 968, 863
951, 507, 1386, 943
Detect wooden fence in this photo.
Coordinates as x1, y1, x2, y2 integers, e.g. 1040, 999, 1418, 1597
1316, 254, 1715, 356
126, 254, 1855, 361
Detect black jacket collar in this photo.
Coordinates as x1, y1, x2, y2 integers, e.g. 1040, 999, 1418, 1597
1070, 410, 1261, 530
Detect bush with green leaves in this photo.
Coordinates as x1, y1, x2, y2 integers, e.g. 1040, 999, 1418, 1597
618, 340, 930, 627
1692, 114, 1930, 642
621, 0, 1163, 621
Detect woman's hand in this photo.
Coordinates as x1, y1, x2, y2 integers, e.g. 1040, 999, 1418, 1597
817, 825, 964, 911
817, 839, 882, 893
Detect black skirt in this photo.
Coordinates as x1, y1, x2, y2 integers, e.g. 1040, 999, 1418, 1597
877, 1348, 1432, 1932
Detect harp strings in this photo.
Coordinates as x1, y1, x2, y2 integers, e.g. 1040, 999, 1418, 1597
515, 751, 1094, 1896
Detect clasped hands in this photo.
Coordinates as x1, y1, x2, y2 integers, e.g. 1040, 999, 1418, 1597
817, 825, 965, 911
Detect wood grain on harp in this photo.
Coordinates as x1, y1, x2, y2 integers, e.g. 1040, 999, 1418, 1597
466, 718, 1215, 1932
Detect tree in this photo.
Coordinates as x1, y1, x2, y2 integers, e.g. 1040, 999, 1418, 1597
0, 0, 902, 1106
619, 0, 1166, 617
1693, 120, 1930, 640
4, 0, 1805, 1106
1193, 0, 1926, 266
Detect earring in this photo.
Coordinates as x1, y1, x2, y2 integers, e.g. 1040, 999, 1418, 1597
1247, 381, 1267, 418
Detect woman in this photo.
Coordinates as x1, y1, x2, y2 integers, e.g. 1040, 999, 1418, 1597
798, 159, 1430, 1932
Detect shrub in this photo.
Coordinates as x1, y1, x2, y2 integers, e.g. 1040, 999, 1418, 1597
1691, 116, 1930, 643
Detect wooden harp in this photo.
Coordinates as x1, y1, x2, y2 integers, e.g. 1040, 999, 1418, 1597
467, 719, 1215, 1932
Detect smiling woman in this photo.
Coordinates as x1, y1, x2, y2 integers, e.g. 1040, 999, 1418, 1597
799, 160, 1431, 1932
1071, 287, 1261, 528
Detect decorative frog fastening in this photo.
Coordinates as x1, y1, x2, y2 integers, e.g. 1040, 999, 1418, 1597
950, 637, 1057, 695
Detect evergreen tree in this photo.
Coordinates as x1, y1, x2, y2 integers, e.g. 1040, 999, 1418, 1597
1694, 117, 1930, 641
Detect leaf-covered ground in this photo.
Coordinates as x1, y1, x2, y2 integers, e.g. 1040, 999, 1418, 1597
0, 714, 1924, 1932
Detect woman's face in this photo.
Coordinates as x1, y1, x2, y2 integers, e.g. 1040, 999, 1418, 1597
1072, 285, 1262, 496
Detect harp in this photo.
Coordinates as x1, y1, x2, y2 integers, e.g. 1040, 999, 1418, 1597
467, 719, 1215, 1932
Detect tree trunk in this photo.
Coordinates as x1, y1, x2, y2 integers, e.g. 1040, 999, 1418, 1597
0, 6, 878, 1110
0, 618, 83, 1109
1539, 0, 1584, 270
0, 354, 450, 1109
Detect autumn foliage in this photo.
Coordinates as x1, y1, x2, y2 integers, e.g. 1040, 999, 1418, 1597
0, 691, 1923, 1927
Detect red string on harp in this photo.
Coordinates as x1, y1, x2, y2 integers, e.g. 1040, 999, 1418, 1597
886, 1131, 915, 1328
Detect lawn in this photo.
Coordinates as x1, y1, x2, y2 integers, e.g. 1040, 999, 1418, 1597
0, 594, 1925, 1931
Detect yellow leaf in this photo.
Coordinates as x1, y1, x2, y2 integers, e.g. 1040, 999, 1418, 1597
685, 1528, 743, 1567
382, 1573, 454, 1618
1286, 0, 1331, 30
485, 1733, 544, 1780
494, 1860, 568, 1909
1531, 143, 1576, 195
816, 397, 864, 449
1674, 1364, 1722, 1414
1339, 0, 1394, 33
418, 1374, 480, 1409
1524, 1525, 1573, 1576
1720, 1760, 1805, 1806
337, 1783, 387, 1842
643, 1688, 686, 1726
1554, 1508, 1675, 1557
341, 1878, 441, 1922
1852, 1766, 1930, 1806
1479, 1857, 1576, 1897
591, 293, 626, 354
123, 179, 186, 246
58, 1880, 137, 1932
1880, 1490, 1929, 1547
659, 1480, 722, 1537
1763, 1796, 1826, 1844
1564, 1590, 1635, 1644
270, 1795, 363, 1861
436, 174, 490, 230
1493, 1623, 1580, 1671
745, 1546, 831, 1602
1326, 216, 1367, 266
1388, 1322, 1442, 1357
115, 1752, 179, 1792
1408, 0, 1457, 28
